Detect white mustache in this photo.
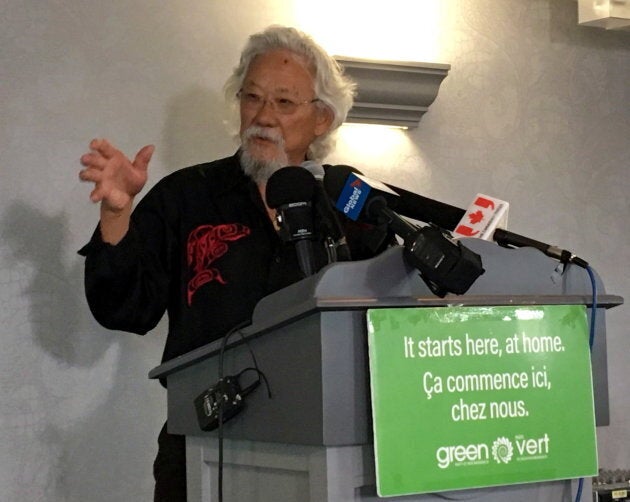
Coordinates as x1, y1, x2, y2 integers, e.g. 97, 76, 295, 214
242, 125, 284, 145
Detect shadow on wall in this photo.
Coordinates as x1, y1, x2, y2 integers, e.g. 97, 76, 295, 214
1, 202, 110, 365
0, 72, 238, 502
1, 202, 162, 501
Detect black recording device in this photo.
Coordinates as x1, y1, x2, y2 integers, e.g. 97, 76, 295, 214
194, 369, 262, 431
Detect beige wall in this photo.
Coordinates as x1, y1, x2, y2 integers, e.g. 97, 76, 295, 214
1, 0, 628, 500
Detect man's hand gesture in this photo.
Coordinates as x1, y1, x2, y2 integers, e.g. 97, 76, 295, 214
79, 138, 155, 243
79, 138, 154, 211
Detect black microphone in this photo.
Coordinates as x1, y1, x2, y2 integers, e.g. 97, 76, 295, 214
325, 165, 589, 269
301, 160, 352, 262
383, 182, 465, 232
323, 165, 412, 233
324, 165, 484, 297
265, 166, 318, 277
325, 164, 465, 230
493, 228, 588, 268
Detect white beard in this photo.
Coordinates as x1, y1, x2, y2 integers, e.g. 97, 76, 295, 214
239, 126, 289, 183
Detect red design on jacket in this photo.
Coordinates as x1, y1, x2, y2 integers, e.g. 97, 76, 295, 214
186, 223, 251, 305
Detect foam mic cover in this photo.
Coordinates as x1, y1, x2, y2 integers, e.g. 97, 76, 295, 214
265, 166, 318, 277
265, 166, 316, 209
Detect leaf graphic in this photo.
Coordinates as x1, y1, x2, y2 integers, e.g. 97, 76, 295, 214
468, 210, 484, 224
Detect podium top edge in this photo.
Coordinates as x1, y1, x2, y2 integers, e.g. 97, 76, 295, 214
148, 294, 622, 381
314, 294, 624, 310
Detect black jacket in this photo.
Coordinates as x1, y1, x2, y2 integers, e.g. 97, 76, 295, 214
79, 153, 386, 364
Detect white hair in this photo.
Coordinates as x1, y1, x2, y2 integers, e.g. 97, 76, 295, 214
224, 25, 356, 161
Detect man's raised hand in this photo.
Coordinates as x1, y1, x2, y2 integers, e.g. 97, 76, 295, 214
79, 138, 154, 212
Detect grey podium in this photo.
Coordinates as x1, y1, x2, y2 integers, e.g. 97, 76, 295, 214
149, 239, 623, 502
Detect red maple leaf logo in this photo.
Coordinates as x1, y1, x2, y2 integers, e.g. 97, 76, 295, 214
468, 210, 484, 224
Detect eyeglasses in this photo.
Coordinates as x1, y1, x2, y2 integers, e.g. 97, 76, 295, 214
237, 89, 320, 115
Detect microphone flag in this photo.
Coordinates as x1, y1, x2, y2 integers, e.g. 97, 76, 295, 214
334, 172, 398, 221
453, 194, 509, 240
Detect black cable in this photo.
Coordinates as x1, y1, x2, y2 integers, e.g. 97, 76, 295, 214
216, 320, 249, 502
218, 320, 252, 383
215, 320, 272, 501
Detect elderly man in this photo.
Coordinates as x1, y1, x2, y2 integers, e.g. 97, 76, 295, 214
78, 26, 382, 501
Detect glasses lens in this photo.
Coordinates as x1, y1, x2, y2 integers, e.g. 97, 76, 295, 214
274, 98, 298, 114
238, 90, 313, 115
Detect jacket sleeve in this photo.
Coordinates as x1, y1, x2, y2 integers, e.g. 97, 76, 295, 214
78, 192, 174, 335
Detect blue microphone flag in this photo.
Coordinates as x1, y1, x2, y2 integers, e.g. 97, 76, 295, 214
334, 173, 371, 221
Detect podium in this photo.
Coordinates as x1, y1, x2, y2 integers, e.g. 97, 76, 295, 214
149, 239, 623, 502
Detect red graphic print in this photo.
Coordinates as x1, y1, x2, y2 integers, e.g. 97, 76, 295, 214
474, 196, 495, 210
454, 224, 480, 237
186, 223, 250, 305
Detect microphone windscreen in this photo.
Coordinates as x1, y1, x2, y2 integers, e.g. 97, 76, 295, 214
266, 166, 316, 209
322, 165, 361, 201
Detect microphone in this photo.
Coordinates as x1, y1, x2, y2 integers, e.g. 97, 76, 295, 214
301, 160, 352, 261
323, 164, 465, 231
493, 228, 588, 268
323, 165, 484, 297
265, 166, 318, 277
323, 166, 415, 241
323, 165, 426, 241
324, 165, 589, 269
383, 182, 465, 232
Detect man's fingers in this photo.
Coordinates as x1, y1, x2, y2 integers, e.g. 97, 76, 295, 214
89, 138, 118, 159
80, 139, 150, 207
79, 167, 103, 183
133, 144, 155, 171
80, 152, 107, 169
91, 184, 130, 210
89, 182, 119, 205
89, 187, 103, 203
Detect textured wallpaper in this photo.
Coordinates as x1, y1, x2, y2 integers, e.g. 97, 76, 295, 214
1, 1, 628, 500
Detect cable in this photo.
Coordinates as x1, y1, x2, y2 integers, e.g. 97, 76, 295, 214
218, 320, 252, 383
575, 478, 584, 502
574, 265, 598, 502
216, 320, 249, 502
215, 320, 272, 502
585, 265, 598, 351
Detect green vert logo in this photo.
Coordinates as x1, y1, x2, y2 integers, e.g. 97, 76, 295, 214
492, 436, 514, 464
435, 432, 549, 469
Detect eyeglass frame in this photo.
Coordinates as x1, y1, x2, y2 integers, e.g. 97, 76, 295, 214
236, 88, 321, 115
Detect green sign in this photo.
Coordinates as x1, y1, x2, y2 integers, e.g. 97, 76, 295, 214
367, 305, 597, 496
